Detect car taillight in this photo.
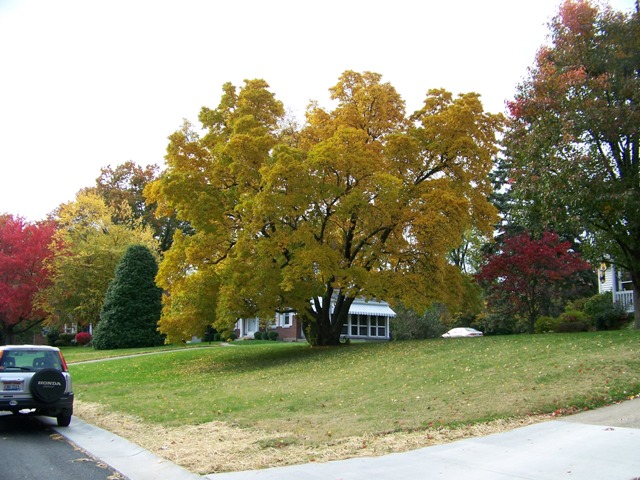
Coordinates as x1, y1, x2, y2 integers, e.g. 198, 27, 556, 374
58, 351, 69, 372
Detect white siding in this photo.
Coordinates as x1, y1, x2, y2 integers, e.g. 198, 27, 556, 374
598, 265, 616, 294
598, 264, 634, 313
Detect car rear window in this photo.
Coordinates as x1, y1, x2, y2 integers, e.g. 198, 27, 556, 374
0, 349, 64, 372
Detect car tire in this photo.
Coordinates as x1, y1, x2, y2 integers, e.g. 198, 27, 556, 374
57, 414, 72, 427
30, 368, 66, 404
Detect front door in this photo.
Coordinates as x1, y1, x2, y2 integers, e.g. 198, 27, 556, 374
245, 318, 258, 336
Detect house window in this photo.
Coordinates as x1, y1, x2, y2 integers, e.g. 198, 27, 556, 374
63, 323, 77, 334
370, 317, 387, 337
277, 312, 293, 328
350, 314, 371, 336
618, 270, 633, 291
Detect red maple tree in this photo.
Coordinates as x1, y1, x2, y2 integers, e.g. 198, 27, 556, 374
477, 231, 592, 333
0, 215, 57, 344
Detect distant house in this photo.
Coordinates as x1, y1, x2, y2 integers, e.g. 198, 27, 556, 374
598, 263, 634, 313
235, 297, 396, 342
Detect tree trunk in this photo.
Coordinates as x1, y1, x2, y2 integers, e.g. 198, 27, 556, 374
0, 325, 14, 345
302, 292, 354, 346
629, 268, 640, 330
528, 314, 536, 334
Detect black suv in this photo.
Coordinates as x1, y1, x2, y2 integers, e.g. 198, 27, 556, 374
0, 345, 74, 426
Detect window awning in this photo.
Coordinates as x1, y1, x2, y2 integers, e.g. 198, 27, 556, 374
349, 302, 396, 317
312, 297, 396, 317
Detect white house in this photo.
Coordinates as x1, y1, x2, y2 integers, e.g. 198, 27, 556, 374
235, 297, 396, 341
598, 263, 635, 313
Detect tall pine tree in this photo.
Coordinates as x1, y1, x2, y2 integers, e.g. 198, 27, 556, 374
93, 245, 164, 349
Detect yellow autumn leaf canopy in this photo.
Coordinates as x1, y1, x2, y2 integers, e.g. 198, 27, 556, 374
146, 71, 503, 345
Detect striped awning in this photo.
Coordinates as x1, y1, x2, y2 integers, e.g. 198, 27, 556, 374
348, 302, 396, 317
312, 297, 396, 317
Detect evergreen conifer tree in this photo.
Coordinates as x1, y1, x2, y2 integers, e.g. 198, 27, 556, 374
93, 245, 165, 349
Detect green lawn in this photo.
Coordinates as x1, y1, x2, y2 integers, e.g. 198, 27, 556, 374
68, 331, 640, 443
61, 343, 215, 363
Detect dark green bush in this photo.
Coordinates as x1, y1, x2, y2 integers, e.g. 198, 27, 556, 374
559, 310, 590, 324
583, 292, 628, 330
268, 331, 279, 341
221, 331, 237, 341
556, 320, 589, 333
474, 310, 522, 335
535, 316, 560, 333
391, 304, 448, 340
46, 329, 60, 346
253, 331, 263, 340
55, 333, 76, 346
203, 326, 217, 342
566, 297, 590, 312
555, 310, 590, 333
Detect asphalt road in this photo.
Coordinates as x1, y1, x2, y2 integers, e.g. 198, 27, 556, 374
0, 413, 126, 480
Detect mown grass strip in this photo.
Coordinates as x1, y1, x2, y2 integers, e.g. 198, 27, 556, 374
69, 331, 640, 442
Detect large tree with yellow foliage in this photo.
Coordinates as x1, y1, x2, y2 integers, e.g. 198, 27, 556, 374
147, 71, 502, 346
40, 191, 158, 330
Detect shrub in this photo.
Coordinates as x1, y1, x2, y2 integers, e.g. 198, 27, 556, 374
583, 292, 628, 330
475, 311, 522, 335
55, 333, 76, 346
535, 316, 560, 333
559, 310, 589, 323
391, 304, 448, 340
253, 331, 263, 340
556, 310, 590, 333
267, 330, 279, 341
556, 320, 589, 333
566, 297, 590, 312
75, 332, 92, 346
203, 326, 217, 342
53, 333, 76, 347
221, 331, 237, 342
46, 329, 60, 347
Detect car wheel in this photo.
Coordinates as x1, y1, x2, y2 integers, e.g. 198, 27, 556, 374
30, 368, 66, 404
56, 414, 72, 427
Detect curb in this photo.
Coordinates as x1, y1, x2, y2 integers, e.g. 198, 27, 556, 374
45, 416, 201, 480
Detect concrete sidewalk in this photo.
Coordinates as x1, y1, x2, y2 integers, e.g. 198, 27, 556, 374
44, 416, 201, 480
49, 398, 640, 480
205, 419, 640, 480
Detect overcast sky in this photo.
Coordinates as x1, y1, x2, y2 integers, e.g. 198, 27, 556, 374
1, 0, 636, 222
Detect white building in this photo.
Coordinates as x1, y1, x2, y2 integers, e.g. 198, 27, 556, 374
597, 263, 634, 313
235, 297, 396, 341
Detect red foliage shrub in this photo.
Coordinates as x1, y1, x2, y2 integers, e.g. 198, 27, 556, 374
75, 331, 92, 346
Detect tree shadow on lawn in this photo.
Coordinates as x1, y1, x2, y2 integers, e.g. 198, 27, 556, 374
197, 342, 370, 375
